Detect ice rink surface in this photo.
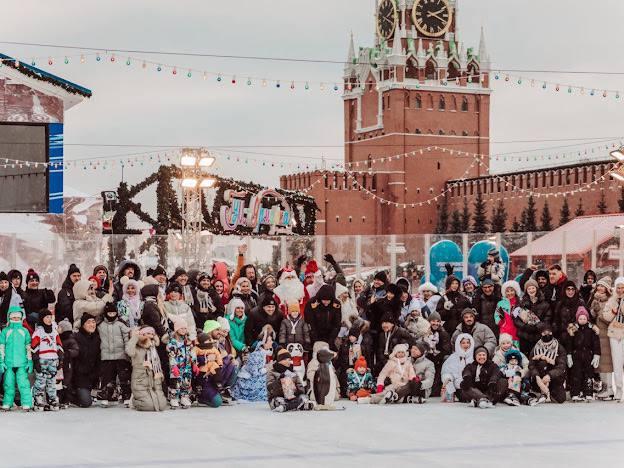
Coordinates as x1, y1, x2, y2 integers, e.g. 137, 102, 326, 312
6, 399, 624, 468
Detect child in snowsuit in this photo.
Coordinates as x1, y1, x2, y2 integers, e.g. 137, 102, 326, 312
232, 341, 268, 402
500, 348, 531, 406
167, 317, 198, 408
97, 303, 131, 405
565, 307, 601, 401
31, 309, 64, 411
403, 300, 431, 341
346, 355, 374, 403
267, 347, 314, 412
0, 305, 33, 410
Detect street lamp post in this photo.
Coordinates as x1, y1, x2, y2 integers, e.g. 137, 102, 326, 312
179, 148, 216, 268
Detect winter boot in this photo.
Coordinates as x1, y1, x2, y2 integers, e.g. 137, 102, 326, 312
34, 395, 46, 412
477, 398, 494, 409
49, 400, 60, 412
615, 386, 623, 402
297, 397, 315, 411
379, 391, 399, 405
180, 396, 192, 408
571, 395, 583, 402
169, 398, 180, 409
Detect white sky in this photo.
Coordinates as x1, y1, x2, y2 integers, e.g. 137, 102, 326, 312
3, 0, 624, 198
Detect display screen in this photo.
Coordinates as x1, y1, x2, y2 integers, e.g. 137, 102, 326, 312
0, 124, 48, 212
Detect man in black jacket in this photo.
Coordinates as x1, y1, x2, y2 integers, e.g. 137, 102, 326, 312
425, 311, 451, 396
472, 279, 501, 338
55, 264, 81, 324
22, 269, 55, 329
460, 346, 507, 408
376, 313, 412, 375
245, 295, 283, 347
304, 285, 342, 351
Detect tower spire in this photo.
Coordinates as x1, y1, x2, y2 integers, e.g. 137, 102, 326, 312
478, 26, 490, 70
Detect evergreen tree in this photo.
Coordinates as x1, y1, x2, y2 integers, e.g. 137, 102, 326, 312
524, 195, 538, 232
450, 210, 462, 233
575, 198, 585, 217
490, 200, 507, 233
540, 200, 553, 231
461, 198, 471, 233
519, 208, 528, 232
511, 216, 520, 232
472, 189, 488, 233
597, 191, 608, 214
560, 197, 571, 226
435, 196, 449, 234
618, 187, 624, 212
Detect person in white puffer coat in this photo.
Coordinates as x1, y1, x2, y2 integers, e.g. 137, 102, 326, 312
601, 276, 624, 401
440, 333, 475, 402
163, 283, 197, 342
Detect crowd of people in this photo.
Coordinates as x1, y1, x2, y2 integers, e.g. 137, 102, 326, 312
0, 244, 622, 413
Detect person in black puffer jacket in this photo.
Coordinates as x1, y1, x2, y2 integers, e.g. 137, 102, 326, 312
514, 279, 552, 356
56, 264, 81, 324
553, 280, 584, 341
22, 269, 55, 329
376, 313, 413, 374
437, 275, 471, 335
304, 284, 342, 351
0, 271, 19, 328
192, 272, 223, 329
460, 346, 507, 406
57, 319, 79, 406
578, 270, 597, 307
245, 295, 283, 347
472, 279, 501, 338
73, 314, 101, 408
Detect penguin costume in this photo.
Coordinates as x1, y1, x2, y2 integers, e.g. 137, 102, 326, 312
312, 348, 344, 410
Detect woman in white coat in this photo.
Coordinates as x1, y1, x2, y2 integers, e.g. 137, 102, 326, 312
601, 276, 624, 401
440, 333, 475, 402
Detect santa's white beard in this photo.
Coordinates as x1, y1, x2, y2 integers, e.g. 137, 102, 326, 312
274, 279, 304, 304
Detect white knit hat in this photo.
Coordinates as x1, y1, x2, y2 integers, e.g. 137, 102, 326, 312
502, 280, 522, 298
418, 282, 438, 294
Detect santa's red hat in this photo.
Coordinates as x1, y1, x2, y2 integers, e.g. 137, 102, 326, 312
305, 260, 319, 276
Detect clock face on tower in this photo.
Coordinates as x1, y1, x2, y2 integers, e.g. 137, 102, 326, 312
377, 0, 398, 40
412, 0, 453, 38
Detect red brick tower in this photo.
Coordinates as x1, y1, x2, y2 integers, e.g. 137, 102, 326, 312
342, 0, 491, 234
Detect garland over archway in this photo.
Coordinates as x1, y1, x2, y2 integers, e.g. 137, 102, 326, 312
106, 165, 318, 236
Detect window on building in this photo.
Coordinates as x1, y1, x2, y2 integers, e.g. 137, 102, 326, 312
565, 169, 570, 185
451, 96, 458, 111
437, 162, 441, 170
462, 130, 468, 136
415, 128, 422, 134
372, 174, 377, 191
583, 167, 587, 183
448, 62, 460, 80
439, 129, 445, 135
425, 59, 436, 80
461, 96, 469, 112
404, 92, 410, 108
427, 94, 434, 109
439, 96, 445, 110
415, 94, 422, 109
557, 170, 562, 185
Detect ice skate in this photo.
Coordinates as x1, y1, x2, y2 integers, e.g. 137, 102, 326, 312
596, 387, 614, 400
504, 394, 520, 406
477, 398, 494, 409
379, 390, 398, 405
34, 395, 46, 412
585, 394, 594, 402
357, 397, 371, 404
614, 387, 623, 401
180, 396, 192, 408
169, 398, 180, 409
571, 395, 583, 402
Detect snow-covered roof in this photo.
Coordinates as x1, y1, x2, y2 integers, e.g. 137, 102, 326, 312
511, 214, 624, 257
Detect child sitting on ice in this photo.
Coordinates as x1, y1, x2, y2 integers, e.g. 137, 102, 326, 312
371, 344, 421, 405
500, 349, 525, 406
232, 341, 268, 402
346, 355, 374, 403
267, 347, 314, 412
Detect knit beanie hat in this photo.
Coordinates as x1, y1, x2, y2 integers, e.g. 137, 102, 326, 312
499, 333, 514, 346
0, 271, 7, 282
524, 278, 539, 293
88, 275, 101, 288
25, 269, 40, 283
203, 320, 221, 334
8, 305, 24, 321
261, 295, 278, 309
576, 306, 590, 321
57, 319, 73, 335
473, 345, 489, 360
80, 313, 96, 327
427, 311, 442, 322
374, 271, 388, 284
37, 308, 52, 324
151, 265, 167, 278
138, 326, 156, 337
535, 270, 549, 281
411, 340, 430, 356
504, 349, 523, 365
67, 264, 80, 276
276, 347, 292, 363
104, 301, 117, 314
380, 312, 396, 325
537, 322, 553, 334
172, 316, 188, 332
217, 316, 230, 332
354, 355, 368, 371
597, 276, 613, 292
462, 276, 477, 288
348, 324, 361, 338
166, 283, 183, 295
461, 308, 477, 318
93, 265, 108, 276
481, 278, 495, 287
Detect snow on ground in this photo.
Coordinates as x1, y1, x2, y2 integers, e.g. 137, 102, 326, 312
6, 399, 624, 468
